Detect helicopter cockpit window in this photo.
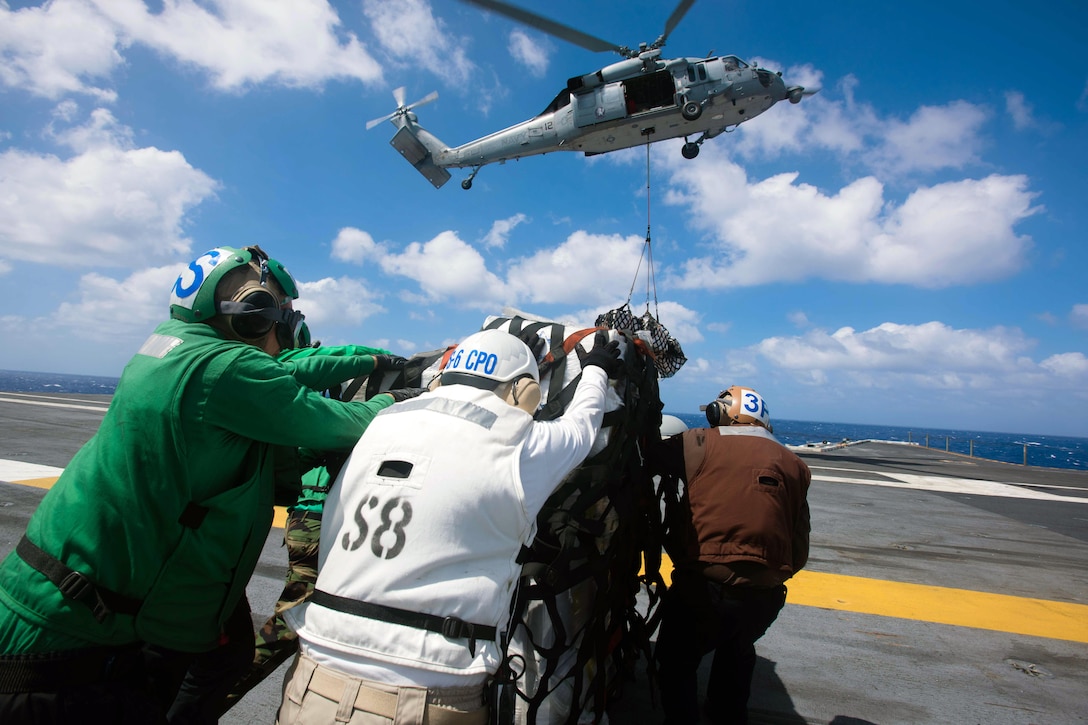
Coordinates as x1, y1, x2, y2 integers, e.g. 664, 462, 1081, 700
689, 63, 708, 82
539, 88, 572, 116
721, 56, 748, 72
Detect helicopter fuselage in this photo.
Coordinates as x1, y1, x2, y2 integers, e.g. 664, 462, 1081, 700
431, 55, 786, 167
384, 54, 802, 188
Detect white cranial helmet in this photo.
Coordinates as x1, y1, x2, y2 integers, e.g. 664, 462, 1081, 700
441, 329, 539, 390
659, 414, 689, 438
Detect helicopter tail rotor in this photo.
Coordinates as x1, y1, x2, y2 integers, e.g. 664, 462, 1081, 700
366, 87, 439, 130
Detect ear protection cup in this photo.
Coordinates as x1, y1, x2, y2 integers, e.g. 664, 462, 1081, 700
705, 400, 723, 427
226, 283, 278, 340
502, 376, 542, 415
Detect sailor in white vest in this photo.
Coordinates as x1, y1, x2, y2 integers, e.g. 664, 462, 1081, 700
278, 328, 621, 725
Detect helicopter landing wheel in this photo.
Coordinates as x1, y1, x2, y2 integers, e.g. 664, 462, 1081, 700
681, 101, 702, 121
461, 178, 473, 190
681, 142, 700, 159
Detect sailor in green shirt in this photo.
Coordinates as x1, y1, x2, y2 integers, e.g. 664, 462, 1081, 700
0, 246, 414, 724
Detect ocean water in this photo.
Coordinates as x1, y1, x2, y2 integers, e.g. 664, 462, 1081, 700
666, 412, 1088, 472
1, 370, 1084, 472
0, 369, 119, 395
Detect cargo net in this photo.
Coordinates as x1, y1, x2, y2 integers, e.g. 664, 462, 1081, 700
595, 305, 686, 379
355, 314, 670, 724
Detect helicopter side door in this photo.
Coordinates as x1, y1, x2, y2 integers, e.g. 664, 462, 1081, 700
573, 83, 627, 127
622, 70, 679, 115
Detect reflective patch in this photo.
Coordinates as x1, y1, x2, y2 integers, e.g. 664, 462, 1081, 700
381, 396, 497, 429
137, 334, 184, 358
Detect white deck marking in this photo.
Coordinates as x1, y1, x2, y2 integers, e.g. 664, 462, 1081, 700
0, 459, 65, 482
0, 395, 109, 412
811, 466, 1088, 503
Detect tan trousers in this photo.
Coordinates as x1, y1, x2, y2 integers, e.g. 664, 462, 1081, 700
276, 654, 488, 725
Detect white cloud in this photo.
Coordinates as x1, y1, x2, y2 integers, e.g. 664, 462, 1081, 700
1071, 304, 1088, 330
734, 75, 988, 178
1005, 91, 1036, 131
331, 227, 385, 264
54, 264, 181, 340
508, 29, 550, 78
0, 259, 12, 276
663, 145, 1039, 289
654, 301, 704, 345
706, 321, 731, 335
0, 0, 382, 100
296, 276, 386, 327
95, 0, 382, 91
362, 0, 474, 86
869, 101, 989, 175
755, 322, 1033, 378
378, 230, 512, 309
507, 230, 647, 304
745, 321, 1088, 399
481, 213, 527, 249
788, 311, 809, 327
1039, 352, 1088, 377
0, 0, 122, 101
0, 107, 218, 268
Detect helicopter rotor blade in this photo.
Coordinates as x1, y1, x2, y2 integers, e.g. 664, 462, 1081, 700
365, 88, 440, 131
459, 0, 629, 57
655, 0, 696, 49
406, 90, 439, 110
365, 112, 396, 131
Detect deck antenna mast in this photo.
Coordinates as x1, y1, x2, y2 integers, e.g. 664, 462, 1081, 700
627, 130, 660, 319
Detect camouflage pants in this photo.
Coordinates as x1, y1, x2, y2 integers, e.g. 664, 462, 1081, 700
254, 510, 321, 665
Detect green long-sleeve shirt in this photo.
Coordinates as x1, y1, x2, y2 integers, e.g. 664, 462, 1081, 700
0, 320, 392, 654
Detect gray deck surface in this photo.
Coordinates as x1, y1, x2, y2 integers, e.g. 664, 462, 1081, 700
1, 392, 1085, 724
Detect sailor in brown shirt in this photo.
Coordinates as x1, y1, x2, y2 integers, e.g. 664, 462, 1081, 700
651, 386, 811, 724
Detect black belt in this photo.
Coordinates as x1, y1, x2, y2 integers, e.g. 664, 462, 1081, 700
16, 536, 143, 624
310, 589, 496, 657
0, 645, 142, 693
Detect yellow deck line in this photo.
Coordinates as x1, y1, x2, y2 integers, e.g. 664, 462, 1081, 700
8, 477, 60, 490
785, 569, 1088, 643
645, 554, 1088, 644
9, 481, 1086, 644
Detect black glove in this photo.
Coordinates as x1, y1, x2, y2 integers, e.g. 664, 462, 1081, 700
384, 387, 427, 403
515, 328, 547, 363
578, 331, 621, 377
371, 354, 408, 372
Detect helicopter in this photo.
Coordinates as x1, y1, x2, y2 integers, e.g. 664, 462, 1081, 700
366, 0, 814, 190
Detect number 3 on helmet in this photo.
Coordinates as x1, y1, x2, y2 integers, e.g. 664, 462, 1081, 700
705, 385, 772, 431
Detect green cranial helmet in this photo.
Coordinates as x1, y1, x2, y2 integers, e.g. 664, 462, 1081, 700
170, 246, 248, 323
169, 246, 299, 324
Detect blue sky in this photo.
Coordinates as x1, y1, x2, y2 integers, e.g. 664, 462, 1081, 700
1, 0, 1086, 436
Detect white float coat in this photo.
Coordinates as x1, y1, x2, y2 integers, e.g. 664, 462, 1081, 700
287, 366, 610, 687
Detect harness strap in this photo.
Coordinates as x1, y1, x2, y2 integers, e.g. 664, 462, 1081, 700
310, 589, 497, 657
16, 536, 142, 623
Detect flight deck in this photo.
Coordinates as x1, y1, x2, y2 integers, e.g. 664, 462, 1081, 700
1, 391, 1085, 724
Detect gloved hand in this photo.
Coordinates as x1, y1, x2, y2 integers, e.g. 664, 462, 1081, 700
578, 331, 621, 377
371, 354, 409, 372
515, 329, 547, 363
384, 387, 427, 403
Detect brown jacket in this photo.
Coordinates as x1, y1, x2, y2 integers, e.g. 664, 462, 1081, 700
656, 425, 811, 586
